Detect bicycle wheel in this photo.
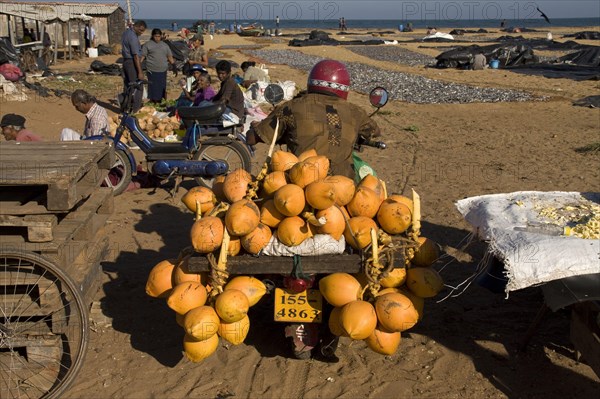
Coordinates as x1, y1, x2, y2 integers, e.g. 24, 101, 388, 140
0, 251, 88, 399
102, 149, 132, 196
193, 140, 252, 188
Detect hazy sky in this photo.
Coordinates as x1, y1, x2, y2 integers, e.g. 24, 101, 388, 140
30, 1, 600, 20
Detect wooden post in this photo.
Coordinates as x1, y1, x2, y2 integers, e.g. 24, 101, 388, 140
67, 20, 72, 60
38, 22, 44, 57
54, 23, 58, 64
126, 0, 133, 24
7, 15, 13, 44
77, 20, 82, 56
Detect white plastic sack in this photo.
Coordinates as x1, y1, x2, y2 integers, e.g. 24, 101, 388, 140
249, 81, 270, 103
222, 112, 239, 127
278, 80, 297, 101
60, 128, 81, 141
261, 234, 346, 257
455, 191, 600, 293
258, 63, 269, 76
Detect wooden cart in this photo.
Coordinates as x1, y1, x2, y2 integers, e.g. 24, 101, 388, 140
0, 141, 114, 399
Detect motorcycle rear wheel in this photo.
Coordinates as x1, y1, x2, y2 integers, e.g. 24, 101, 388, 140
192, 140, 251, 189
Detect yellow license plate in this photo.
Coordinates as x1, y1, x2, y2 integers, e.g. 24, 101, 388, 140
274, 288, 322, 323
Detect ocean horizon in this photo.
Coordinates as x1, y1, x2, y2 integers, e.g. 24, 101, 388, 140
144, 18, 600, 31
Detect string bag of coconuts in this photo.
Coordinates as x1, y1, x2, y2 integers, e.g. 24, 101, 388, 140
146, 140, 445, 361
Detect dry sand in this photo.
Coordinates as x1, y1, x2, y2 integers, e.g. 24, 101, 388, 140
2, 26, 599, 398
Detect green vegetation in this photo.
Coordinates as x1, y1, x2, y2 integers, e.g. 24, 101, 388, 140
40, 74, 121, 99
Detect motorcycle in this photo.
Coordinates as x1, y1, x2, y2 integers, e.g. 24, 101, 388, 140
261, 84, 390, 360
87, 81, 252, 195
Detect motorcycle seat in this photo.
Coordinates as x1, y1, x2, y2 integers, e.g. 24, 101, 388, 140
178, 104, 226, 125
145, 140, 190, 154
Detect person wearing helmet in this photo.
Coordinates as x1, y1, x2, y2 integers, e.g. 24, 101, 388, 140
246, 59, 380, 178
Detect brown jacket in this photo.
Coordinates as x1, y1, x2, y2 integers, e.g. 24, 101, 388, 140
255, 93, 380, 178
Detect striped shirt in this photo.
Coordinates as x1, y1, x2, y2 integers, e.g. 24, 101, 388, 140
83, 102, 109, 138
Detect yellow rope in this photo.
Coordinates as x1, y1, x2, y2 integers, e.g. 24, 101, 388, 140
246, 118, 280, 201
208, 228, 231, 300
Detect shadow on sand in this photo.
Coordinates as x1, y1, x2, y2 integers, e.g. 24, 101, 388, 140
98, 199, 598, 395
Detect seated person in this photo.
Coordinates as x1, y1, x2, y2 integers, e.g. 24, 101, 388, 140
61, 90, 109, 140
212, 60, 245, 121
177, 64, 216, 107
1, 114, 42, 141
192, 72, 216, 106
177, 64, 210, 107
240, 61, 269, 88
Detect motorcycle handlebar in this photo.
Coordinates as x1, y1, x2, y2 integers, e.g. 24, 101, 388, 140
355, 136, 387, 150
128, 80, 147, 88
361, 138, 387, 149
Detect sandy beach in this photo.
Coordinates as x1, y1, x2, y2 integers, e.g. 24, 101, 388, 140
2, 25, 599, 398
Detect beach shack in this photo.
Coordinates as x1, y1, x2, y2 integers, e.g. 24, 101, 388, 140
0, 1, 125, 61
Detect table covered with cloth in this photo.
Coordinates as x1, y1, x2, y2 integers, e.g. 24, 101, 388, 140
455, 191, 600, 294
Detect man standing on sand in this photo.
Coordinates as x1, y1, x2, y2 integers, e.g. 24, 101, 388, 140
188, 34, 209, 68
121, 20, 146, 113
472, 52, 487, 70
142, 28, 176, 103
209, 21, 216, 39
1, 114, 42, 142
84, 22, 95, 49
276, 16, 280, 28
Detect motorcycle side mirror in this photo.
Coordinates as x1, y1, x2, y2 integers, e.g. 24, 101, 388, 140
264, 84, 285, 105
369, 87, 389, 108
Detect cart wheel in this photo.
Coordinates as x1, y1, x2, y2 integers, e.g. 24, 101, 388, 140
0, 251, 88, 399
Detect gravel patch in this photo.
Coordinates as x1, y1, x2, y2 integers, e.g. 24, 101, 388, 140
245, 49, 544, 104
346, 45, 437, 67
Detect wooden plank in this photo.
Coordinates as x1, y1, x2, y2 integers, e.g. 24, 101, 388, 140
187, 254, 365, 274
0, 201, 51, 216
0, 273, 62, 318
97, 145, 116, 169
0, 141, 113, 187
0, 214, 58, 242
47, 164, 108, 211
63, 233, 109, 304
0, 334, 61, 393
60, 186, 113, 241
0, 140, 112, 156
0, 186, 48, 215
0, 187, 114, 254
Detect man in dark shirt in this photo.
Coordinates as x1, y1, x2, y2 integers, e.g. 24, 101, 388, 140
247, 60, 380, 179
212, 60, 244, 120
121, 20, 146, 112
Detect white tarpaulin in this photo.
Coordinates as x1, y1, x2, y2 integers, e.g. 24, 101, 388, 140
455, 191, 600, 293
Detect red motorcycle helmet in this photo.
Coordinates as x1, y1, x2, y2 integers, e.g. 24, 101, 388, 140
307, 59, 350, 100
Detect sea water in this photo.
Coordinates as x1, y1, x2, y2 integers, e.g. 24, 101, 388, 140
145, 18, 599, 32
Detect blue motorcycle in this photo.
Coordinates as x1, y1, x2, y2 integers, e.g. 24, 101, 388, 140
88, 81, 252, 195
